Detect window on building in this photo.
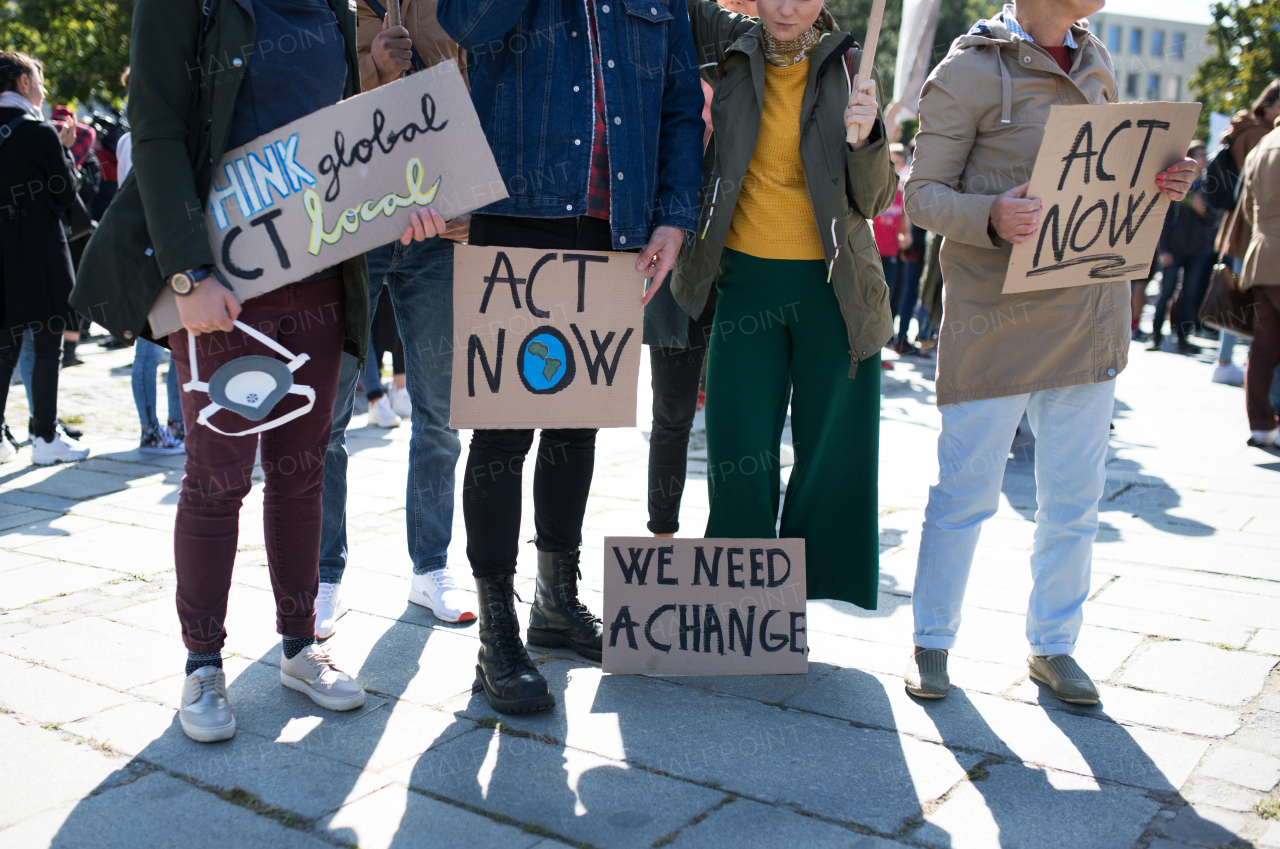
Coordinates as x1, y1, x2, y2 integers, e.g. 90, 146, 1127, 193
1108, 25, 1122, 53
1152, 30, 1165, 57
1147, 74, 1161, 101
1172, 32, 1185, 59
1126, 73, 1139, 98
1171, 76, 1183, 101
1130, 28, 1143, 54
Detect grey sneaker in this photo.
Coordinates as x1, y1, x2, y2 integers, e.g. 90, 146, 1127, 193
905, 649, 950, 699
280, 643, 365, 711
1028, 654, 1099, 705
179, 666, 236, 743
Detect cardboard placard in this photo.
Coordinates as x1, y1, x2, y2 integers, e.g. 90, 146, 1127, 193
450, 245, 643, 429
148, 61, 505, 337
602, 537, 808, 676
1002, 102, 1201, 294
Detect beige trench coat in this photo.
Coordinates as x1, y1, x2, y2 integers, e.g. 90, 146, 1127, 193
1239, 121, 1280, 291
904, 16, 1128, 406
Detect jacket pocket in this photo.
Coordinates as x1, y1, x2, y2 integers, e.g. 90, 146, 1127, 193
622, 0, 672, 78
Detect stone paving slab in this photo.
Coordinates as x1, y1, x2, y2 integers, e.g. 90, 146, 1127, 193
1118, 641, 1277, 707
784, 668, 1208, 793
388, 728, 726, 849
1003, 678, 1242, 739
912, 763, 1162, 849
0, 715, 129, 830
445, 661, 978, 833
319, 782, 546, 849
0, 616, 183, 691
0, 653, 133, 725
2, 559, 122, 609
3, 772, 338, 849
667, 797, 907, 848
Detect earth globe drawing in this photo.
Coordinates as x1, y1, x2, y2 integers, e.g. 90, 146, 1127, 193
519, 327, 575, 394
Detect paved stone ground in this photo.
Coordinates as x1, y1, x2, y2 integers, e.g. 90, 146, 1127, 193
2, 328, 1279, 849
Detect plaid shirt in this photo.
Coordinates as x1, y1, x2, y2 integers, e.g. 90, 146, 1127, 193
585, 2, 611, 221
1001, 4, 1078, 47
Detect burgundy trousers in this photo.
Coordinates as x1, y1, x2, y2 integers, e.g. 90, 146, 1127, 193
169, 278, 345, 654
1247, 287, 1280, 432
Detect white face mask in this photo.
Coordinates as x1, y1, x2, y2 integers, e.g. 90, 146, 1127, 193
183, 320, 316, 436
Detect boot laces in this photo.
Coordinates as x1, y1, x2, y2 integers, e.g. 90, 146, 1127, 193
556, 555, 601, 626
190, 670, 224, 702
489, 586, 531, 669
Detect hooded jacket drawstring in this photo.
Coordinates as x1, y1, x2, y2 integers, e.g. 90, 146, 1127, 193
996, 44, 1012, 124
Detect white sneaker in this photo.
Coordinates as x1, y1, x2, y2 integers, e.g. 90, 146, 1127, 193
1250, 428, 1280, 447
179, 666, 236, 743
31, 432, 90, 465
279, 643, 365, 711
315, 582, 347, 639
409, 568, 478, 623
390, 385, 412, 419
367, 395, 401, 428
0, 438, 15, 464
1212, 363, 1245, 386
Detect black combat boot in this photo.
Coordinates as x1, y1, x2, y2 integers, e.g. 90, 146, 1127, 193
526, 548, 604, 662
472, 574, 555, 714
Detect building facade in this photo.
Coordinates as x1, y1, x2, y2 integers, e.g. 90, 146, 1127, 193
1085, 11, 1210, 104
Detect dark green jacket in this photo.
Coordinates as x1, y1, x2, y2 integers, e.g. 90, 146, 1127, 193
72, 0, 369, 360
672, 0, 898, 378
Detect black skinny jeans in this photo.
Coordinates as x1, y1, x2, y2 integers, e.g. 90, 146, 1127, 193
462, 214, 614, 578
0, 323, 62, 439
648, 286, 716, 533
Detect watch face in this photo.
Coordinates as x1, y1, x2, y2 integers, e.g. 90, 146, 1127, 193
171, 273, 193, 295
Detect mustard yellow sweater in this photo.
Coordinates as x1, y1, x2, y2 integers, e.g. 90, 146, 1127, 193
724, 59, 825, 261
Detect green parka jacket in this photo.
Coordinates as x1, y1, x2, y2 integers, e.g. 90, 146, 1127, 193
72, 0, 369, 361
670, 0, 899, 378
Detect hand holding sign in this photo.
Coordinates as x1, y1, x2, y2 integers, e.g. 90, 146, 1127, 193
175, 279, 241, 337
844, 77, 878, 151
845, 0, 885, 149
372, 13, 414, 85
1155, 158, 1200, 201
989, 182, 1042, 245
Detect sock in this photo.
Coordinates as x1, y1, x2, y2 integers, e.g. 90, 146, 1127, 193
186, 651, 222, 675
282, 637, 313, 659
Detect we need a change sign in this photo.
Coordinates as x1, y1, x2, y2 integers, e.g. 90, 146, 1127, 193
1003, 102, 1200, 294
148, 61, 505, 336
450, 246, 643, 428
602, 538, 808, 676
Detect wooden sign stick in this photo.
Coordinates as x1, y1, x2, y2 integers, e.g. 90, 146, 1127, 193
858, 0, 886, 82
847, 0, 886, 147
387, 0, 402, 28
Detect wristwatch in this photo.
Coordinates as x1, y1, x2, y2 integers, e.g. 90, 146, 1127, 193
169, 266, 216, 296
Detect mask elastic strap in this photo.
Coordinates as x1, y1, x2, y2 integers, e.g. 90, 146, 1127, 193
195, 385, 317, 437
183, 320, 311, 394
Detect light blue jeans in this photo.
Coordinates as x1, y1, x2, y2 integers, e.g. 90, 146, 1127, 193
132, 338, 181, 428
913, 380, 1116, 656
318, 236, 460, 583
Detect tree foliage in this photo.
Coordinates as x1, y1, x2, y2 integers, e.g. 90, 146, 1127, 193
1192, 0, 1280, 138
0, 1, 131, 110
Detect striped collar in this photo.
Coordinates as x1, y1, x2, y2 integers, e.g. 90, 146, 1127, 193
1001, 4, 1078, 48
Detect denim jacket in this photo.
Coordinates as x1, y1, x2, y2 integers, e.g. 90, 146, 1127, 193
436, 0, 705, 249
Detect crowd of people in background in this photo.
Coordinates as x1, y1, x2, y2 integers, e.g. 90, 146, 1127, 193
0, 0, 1271, 742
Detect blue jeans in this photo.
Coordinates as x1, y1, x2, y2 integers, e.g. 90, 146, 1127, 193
318, 236, 460, 583
913, 380, 1115, 655
132, 338, 181, 427
893, 259, 922, 341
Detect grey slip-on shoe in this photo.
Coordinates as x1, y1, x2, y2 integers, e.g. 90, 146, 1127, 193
1028, 654, 1100, 705
905, 649, 950, 699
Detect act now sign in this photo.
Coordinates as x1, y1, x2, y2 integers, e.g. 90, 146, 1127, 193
602, 537, 808, 676
148, 61, 504, 337
450, 245, 643, 429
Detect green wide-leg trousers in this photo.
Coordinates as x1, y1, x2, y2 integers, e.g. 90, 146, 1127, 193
704, 248, 881, 610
